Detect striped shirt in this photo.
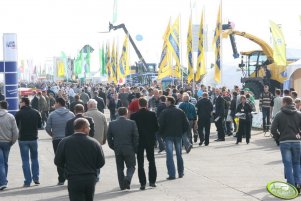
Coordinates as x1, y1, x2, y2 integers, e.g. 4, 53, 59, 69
259, 92, 273, 108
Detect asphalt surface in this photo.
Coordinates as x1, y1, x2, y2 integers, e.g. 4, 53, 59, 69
0, 111, 290, 201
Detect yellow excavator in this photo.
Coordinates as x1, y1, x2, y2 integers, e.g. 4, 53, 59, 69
222, 23, 288, 98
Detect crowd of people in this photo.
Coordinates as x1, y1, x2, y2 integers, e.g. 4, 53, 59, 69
0, 81, 301, 200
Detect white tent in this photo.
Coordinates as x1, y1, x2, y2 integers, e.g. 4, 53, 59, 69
283, 59, 301, 95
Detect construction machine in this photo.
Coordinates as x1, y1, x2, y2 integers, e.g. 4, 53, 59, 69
222, 23, 288, 98
109, 23, 156, 85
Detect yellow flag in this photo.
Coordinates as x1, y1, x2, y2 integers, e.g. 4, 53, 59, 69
158, 20, 173, 79
57, 60, 65, 77
167, 16, 181, 78
270, 20, 286, 66
213, 4, 222, 83
187, 14, 194, 83
196, 10, 206, 82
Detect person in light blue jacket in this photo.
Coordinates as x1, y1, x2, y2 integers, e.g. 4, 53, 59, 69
46, 97, 74, 185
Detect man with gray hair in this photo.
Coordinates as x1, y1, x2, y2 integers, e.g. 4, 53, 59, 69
85, 99, 107, 182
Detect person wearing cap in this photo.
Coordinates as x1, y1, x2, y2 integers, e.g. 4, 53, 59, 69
0, 101, 18, 190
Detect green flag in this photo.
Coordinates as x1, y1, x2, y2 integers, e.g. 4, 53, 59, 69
99, 44, 106, 75
85, 47, 91, 74
74, 51, 83, 75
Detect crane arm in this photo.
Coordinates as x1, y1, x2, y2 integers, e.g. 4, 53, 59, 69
109, 23, 148, 72
223, 29, 274, 62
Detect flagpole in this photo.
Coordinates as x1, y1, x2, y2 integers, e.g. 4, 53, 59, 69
220, 0, 223, 86
179, 13, 183, 88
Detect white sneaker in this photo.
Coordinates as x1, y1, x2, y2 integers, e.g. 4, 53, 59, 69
0, 185, 7, 190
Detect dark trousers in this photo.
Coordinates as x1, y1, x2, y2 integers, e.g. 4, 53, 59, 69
155, 132, 165, 151
137, 145, 157, 185
215, 116, 225, 140
115, 152, 136, 189
68, 175, 96, 201
41, 111, 48, 125
198, 119, 211, 145
262, 107, 271, 131
237, 119, 251, 143
52, 139, 65, 183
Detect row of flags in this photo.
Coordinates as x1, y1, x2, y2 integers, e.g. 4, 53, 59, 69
158, 7, 211, 83
53, 2, 286, 85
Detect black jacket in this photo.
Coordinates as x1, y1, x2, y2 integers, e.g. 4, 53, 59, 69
230, 96, 237, 116
65, 114, 95, 137
31, 96, 39, 111
94, 96, 105, 113
215, 96, 226, 117
69, 100, 85, 114
99, 91, 106, 105
54, 133, 105, 178
195, 98, 213, 120
159, 105, 189, 138
156, 102, 166, 118
130, 108, 159, 146
236, 102, 253, 121
271, 105, 301, 142
15, 106, 42, 141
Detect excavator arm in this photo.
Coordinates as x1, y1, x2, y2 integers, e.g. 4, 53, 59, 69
228, 30, 274, 62
109, 23, 148, 72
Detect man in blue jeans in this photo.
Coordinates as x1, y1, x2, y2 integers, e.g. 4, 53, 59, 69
271, 96, 301, 192
15, 97, 42, 187
159, 96, 189, 180
0, 101, 19, 190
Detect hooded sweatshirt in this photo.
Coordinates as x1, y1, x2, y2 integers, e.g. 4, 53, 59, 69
271, 104, 301, 143
0, 109, 19, 143
46, 107, 75, 140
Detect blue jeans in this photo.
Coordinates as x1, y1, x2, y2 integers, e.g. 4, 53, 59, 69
164, 137, 183, 178
19, 140, 39, 185
279, 142, 301, 186
0, 142, 11, 186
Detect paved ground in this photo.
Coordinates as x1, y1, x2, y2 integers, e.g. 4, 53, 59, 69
0, 112, 291, 201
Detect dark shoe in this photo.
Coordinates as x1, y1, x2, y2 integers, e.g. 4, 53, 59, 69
140, 185, 146, 190
149, 183, 156, 187
227, 133, 233, 136
235, 142, 239, 145
179, 174, 184, 178
166, 176, 176, 180
158, 149, 165, 153
57, 182, 64, 186
205, 144, 209, 146
34, 180, 40, 185
199, 140, 204, 146
0, 185, 7, 190
23, 184, 30, 188
215, 139, 225, 142
120, 187, 126, 191
125, 180, 130, 189
186, 144, 192, 154
193, 134, 198, 143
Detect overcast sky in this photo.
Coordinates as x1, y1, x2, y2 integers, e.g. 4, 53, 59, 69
0, 0, 300, 70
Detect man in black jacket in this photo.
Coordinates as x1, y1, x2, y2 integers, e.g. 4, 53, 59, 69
195, 92, 213, 146
55, 118, 105, 201
159, 96, 189, 180
93, 91, 105, 113
107, 107, 139, 190
69, 95, 85, 114
65, 104, 95, 137
214, 88, 226, 141
15, 97, 42, 187
130, 98, 159, 190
